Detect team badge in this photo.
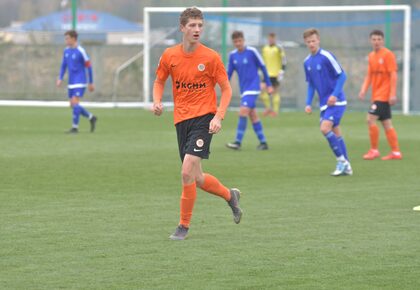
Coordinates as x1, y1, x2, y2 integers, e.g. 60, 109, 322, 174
197, 64, 205, 71
371, 104, 377, 110
307, 66, 311, 71
196, 139, 204, 148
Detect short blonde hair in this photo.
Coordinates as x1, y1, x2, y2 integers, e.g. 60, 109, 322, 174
303, 28, 320, 39
179, 7, 203, 26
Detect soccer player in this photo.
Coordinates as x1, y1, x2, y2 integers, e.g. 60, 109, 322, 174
303, 28, 352, 176
57, 30, 97, 134
358, 29, 402, 160
152, 7, 242, 240
260, 32, 287, 117
226, 31, 273, 151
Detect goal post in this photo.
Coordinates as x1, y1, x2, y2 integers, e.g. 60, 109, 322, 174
143, 5, 412, 114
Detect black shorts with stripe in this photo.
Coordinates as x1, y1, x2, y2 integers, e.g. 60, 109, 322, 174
175, 113, 214, 162
368, 101, 391, 121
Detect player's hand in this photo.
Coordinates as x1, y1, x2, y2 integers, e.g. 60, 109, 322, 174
267, 86, 274, 94
153, 102, 163, 116
56, 79, 62, 87
209, 115, 222, 134
327, 95, 337, 106
88, 83, 95, 92
305, 105, 312, 114
389, 96, 397, 106
358, 90, 366, 101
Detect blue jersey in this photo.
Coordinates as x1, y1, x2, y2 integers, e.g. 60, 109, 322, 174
227, 46, 271, 97
59, 45, 93, 89
304, 48, 346, 111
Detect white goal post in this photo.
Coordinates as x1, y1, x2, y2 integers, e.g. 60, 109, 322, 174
143, 5, 412, 114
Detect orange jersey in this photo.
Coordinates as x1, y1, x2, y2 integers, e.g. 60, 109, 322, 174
156, 43, 229, 124
367, 47, 397, 102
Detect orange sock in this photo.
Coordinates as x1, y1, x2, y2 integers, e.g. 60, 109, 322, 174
179, 182, 197, 228
200, 173, 231, 201
369, 124, 379, 150
385, 127, 400, 152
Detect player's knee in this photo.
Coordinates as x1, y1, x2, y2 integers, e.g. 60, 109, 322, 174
181, 169, 195, 184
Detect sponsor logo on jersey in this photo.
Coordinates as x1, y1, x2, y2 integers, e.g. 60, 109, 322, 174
175, 81, 206, 90
379, 58, 384, 64
316, 64, 322, 70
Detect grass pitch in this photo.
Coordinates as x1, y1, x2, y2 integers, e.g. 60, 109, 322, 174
1, 107, 419, 289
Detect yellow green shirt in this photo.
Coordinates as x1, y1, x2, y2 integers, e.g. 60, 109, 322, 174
261, 44, 286, 77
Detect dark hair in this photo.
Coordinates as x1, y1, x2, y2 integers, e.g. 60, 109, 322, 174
268, 32, 276, 38
370, 29, 384, 38
179, 7, 203, 26
231, 31, 244, 40
64, 30, 78, 40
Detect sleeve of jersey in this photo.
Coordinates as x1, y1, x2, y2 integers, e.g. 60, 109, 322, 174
332, 71, 346, 97
386, 51, 398, 72
215, 57, 232, 119
306, 81, 315, 106
254, 50, 271, 86
227, 54, 234, 80
155, 53, 170, 83
281, 47, 287, 70
254, 54, 270, 86
216, 80, 232, 120
59, 53, 66, 80
153, 53, 170, 103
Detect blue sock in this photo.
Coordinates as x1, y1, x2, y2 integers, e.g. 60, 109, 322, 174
235, 116, 247, 143
72, 105, 81, 127
79, 105, 91, 118
324, 131, 343, 158
337, 136, 348, 160
252, 121, 266, 144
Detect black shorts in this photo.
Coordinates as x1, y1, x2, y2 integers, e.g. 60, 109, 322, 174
269, 77, 279, 88
175, 113, 214, 162
368, 101, 392, 121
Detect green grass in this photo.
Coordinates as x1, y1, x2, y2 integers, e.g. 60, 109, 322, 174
1, 107, 420, 289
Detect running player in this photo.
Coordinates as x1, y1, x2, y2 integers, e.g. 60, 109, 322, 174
260, 32, 287, 117
303, 28, 352, 176
358, 29, 402, 160
152, 7, 242, 240
226, 31, 273, 151
57, 30, 97, 133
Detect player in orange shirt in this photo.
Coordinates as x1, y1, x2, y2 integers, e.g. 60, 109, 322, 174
358, 29, 402, 160
152, 7, 243, 240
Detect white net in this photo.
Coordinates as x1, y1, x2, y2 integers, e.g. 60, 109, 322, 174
144, 6, 413, 113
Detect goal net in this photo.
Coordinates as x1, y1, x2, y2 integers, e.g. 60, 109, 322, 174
144, 5, 413, 114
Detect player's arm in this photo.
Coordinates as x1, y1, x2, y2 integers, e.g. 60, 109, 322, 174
153, 53, 170, 116
227, 53, 234, 80
359, 66, 371, 100
305, 81, 315, 114
153, 77, 166, 116
85, 61, 94, 92
254, 50, 273, 93
57, 53, 67, 87
389, 71, 398, 105
328, 71, 346, 106
387, 52, 398, 106
210, 80, 232, 134
278, 46, 286, 81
